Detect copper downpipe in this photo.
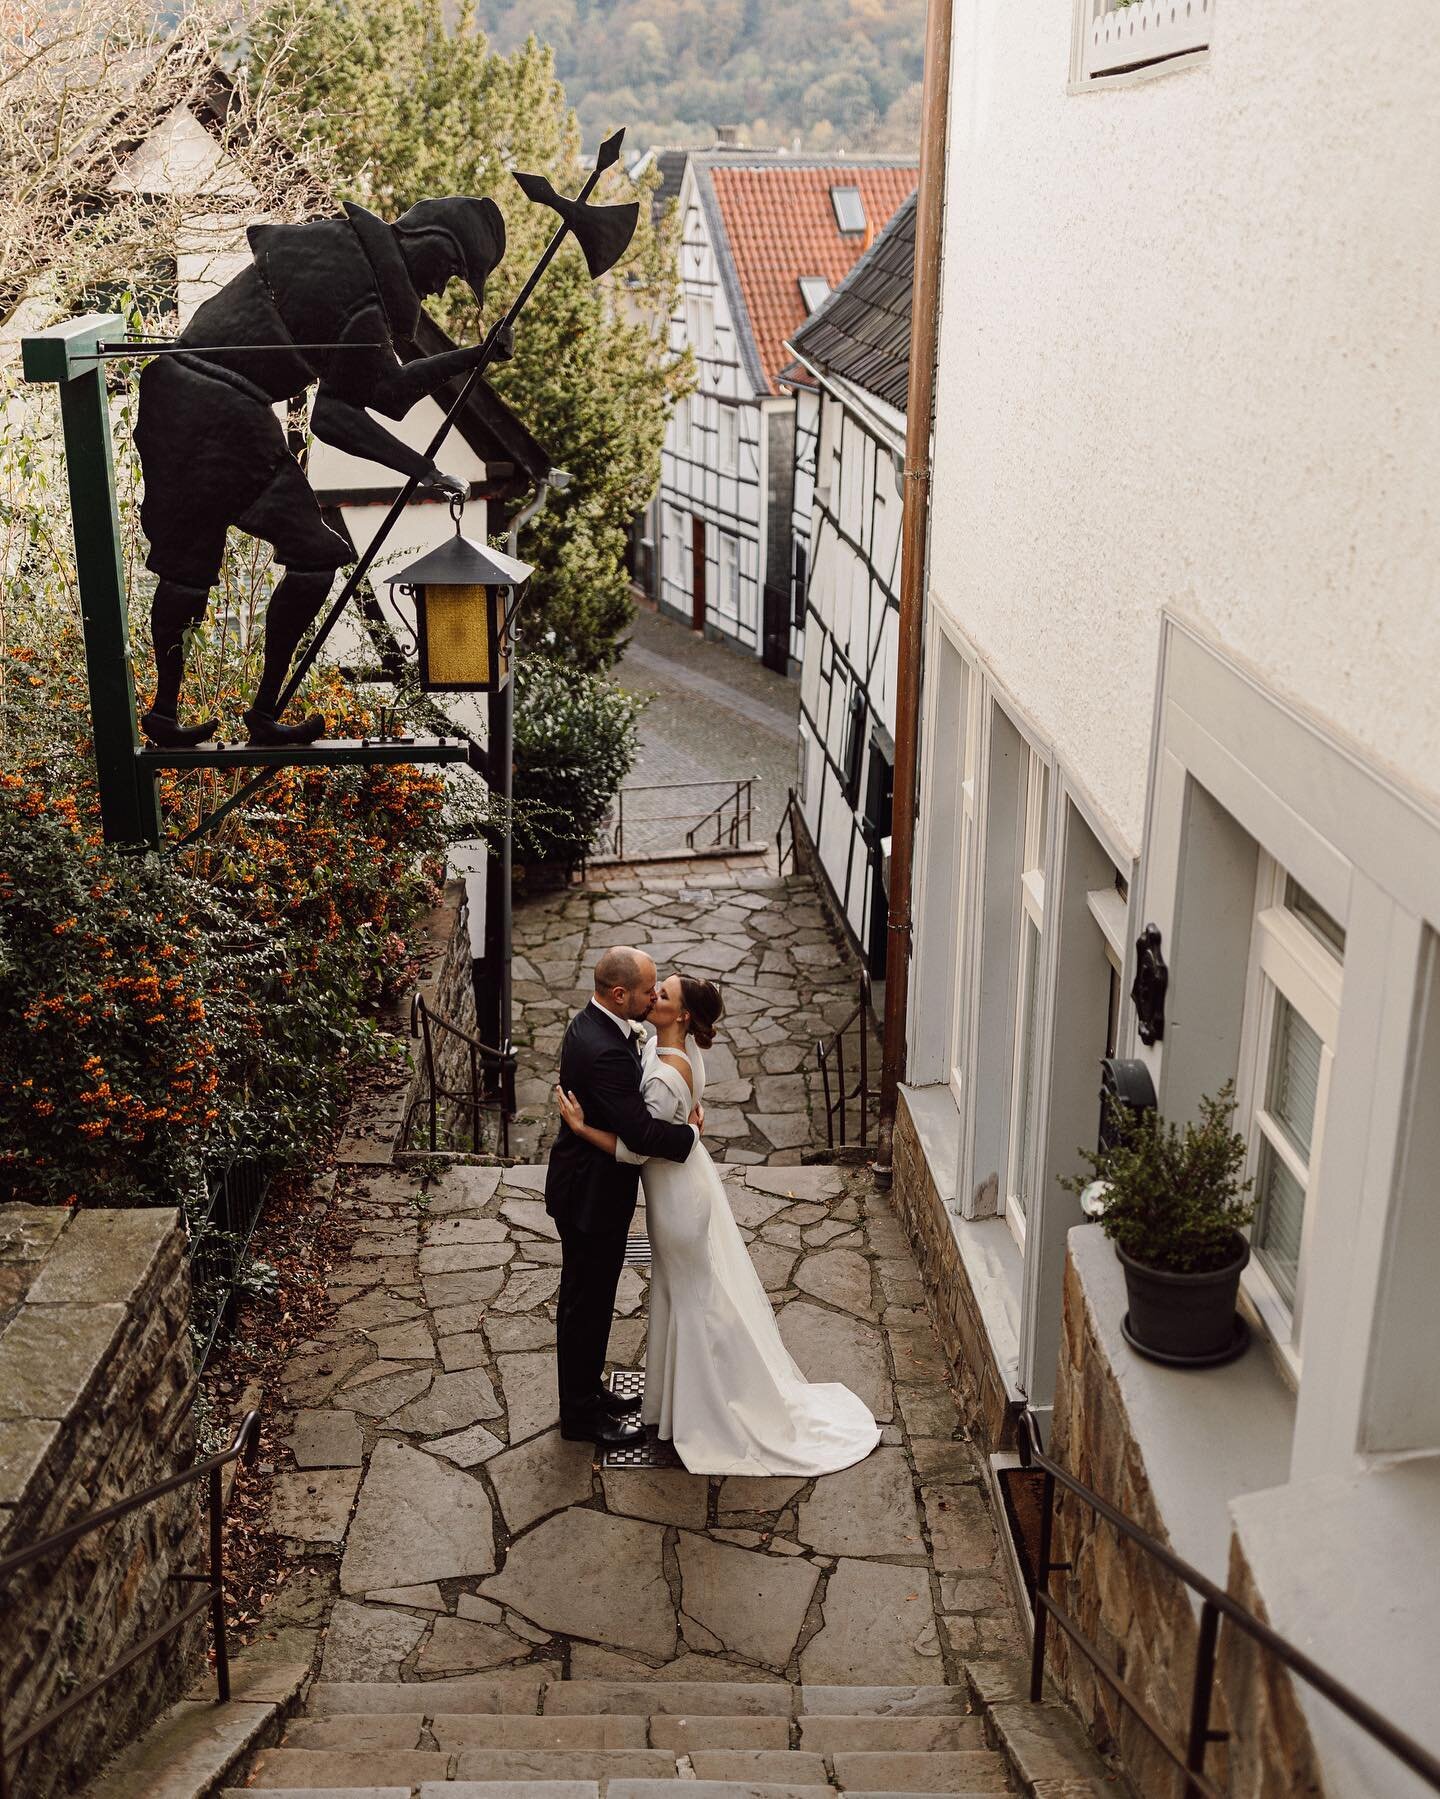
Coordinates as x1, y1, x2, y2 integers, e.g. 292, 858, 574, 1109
874, 0, 954, 1186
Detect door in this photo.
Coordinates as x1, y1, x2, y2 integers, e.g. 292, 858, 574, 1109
691, 517, 707, 633
762, 582, 790, 673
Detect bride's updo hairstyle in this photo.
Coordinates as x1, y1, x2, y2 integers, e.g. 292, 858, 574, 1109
678, 976, 724, 1050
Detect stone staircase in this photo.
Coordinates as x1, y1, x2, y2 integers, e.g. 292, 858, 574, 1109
232, 1672, 1014, 1795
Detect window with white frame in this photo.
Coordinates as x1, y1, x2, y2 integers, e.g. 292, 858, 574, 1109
718, 404, 738, 474
691, 293, 716, 360
1004, 747, 1051, 1249
1074, 0, 1211, 84
674, 396, 691, 456
1237, 860, 1344, 1371
948, 655, 980, 1108
717, 532, 740, 618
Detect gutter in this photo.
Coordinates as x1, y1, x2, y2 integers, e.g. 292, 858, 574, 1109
874, 0, 954, 1188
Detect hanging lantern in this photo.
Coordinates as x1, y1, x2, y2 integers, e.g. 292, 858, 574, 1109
387, 505, 533, 693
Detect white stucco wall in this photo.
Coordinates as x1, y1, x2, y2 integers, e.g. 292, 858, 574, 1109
928, 0, 1440, 853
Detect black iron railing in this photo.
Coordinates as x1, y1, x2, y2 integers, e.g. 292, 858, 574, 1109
190, 1158, 272, 1372
777, 786, 799, 874
1016, 1409, 1440, 1798
685, 777, 754, 852
816, 969, 876, 1148
0, 1410, 262, 1799
408, 993, 515, 1156
606, 778, 756, 861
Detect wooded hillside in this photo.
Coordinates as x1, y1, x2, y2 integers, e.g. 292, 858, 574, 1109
471, 0, 925, 153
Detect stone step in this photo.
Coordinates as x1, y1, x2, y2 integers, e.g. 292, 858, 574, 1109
601, 1787, 1005, 1799
227, 1788, 597, 1798
306, 1677, 546, 1716
829, 1752, 1010, 1793
796, 1716, 987, 1751
451, 1751, 681, 1782
685, 1750, 830, 1785
602, 1786, 835, 1799
283, 1716, 655, 1753
648, 1716, 792, 1751
542, 1683, 793, 1718
795, 1688, 969, 1717
250, 1748, 449, 1787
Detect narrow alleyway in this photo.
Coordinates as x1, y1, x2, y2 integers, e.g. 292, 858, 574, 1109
227, 1153, 1029, 1792
500, 600, 870, 1166
610, 603, 800, 857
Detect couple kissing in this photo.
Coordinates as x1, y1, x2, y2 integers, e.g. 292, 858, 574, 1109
543, 945, 879, 1477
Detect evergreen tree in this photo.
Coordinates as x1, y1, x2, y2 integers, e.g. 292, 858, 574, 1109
255, 0, 688, 667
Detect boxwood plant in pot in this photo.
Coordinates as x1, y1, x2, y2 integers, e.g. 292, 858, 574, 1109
1064, 1083, 1255, 1365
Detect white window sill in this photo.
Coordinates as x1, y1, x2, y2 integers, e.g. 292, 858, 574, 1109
1067, 46, 1209, 94
1066, 1223, 1295, 1588
1231, 1462, 1440, 1798
901, 1082, 1025, 1406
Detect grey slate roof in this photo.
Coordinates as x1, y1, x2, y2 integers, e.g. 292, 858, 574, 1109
787, 189, 916, 414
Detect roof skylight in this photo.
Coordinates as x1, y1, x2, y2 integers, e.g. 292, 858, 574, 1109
798, 275, 832, 314
830, 186, 866, 234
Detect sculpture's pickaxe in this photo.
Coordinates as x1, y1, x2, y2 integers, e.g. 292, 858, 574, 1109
271, 128, 639, 720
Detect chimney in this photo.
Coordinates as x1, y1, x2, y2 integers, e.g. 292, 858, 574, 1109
713, 125, 742, 148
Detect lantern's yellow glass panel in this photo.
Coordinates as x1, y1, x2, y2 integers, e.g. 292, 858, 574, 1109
423, 583, 491, 687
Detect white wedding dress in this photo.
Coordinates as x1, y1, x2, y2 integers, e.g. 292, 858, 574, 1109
630, 1037, 880, 1477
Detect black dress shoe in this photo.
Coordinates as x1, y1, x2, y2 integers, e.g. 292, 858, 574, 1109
141, 709, 220, 748
595, 1386, 643, 1417
243, 706, 326, 746
560, 1410, 645, 1448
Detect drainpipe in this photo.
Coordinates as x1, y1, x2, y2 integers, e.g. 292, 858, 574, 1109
478, 466, 571, 1075
873, 0, 953, 1189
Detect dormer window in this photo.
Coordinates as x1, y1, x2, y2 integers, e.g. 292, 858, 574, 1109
830, 186, 866, 235
799, 275, 831, 314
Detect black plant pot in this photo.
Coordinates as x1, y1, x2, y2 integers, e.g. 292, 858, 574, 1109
1116, 1233, 1251, 1366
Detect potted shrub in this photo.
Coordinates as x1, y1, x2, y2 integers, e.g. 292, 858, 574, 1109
1064, 1084, 1255, 1365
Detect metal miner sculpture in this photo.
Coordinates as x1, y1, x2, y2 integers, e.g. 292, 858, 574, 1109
134, 196, 507, 747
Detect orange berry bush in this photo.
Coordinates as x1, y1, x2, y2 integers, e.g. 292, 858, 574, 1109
0, 629, 446, 1208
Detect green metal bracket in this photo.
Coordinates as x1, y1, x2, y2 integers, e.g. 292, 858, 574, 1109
22, 314, 162, 848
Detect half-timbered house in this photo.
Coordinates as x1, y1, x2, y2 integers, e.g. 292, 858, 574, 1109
647, 154, 915, 673
785, 194, 915, 976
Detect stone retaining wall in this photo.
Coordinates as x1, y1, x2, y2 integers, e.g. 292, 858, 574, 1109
890, 1091, 1013, 1453
0, 1206, 200, 1799
1050, 1250, 1323, 1796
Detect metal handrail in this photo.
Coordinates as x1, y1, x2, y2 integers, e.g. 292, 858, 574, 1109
777, 787, 798, 874
408, 992, 515, 1156
685, 777, 753, 851
608, 778, 757, 860
1016, 1408, 1440, 1797
816, 968, 875, 1148
0, 1410, 262, 1799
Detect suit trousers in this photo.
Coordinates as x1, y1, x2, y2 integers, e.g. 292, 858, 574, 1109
555, 1216, 631, 1420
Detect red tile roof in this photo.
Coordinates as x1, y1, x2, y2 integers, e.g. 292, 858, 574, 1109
706, 162, 918, 395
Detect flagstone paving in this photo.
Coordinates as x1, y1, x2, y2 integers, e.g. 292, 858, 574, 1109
508, 866, 878, 1163
252, 1157, 1028, 1707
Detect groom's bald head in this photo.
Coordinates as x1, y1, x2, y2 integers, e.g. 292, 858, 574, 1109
594, 945, 659, 1020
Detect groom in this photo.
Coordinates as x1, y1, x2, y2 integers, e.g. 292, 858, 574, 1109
545, 946, 702, 1446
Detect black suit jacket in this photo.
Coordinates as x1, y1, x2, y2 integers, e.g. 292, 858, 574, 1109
544, 1005, 696, 1234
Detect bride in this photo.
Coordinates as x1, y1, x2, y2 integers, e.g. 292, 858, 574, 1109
555, 973, 879, 1477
